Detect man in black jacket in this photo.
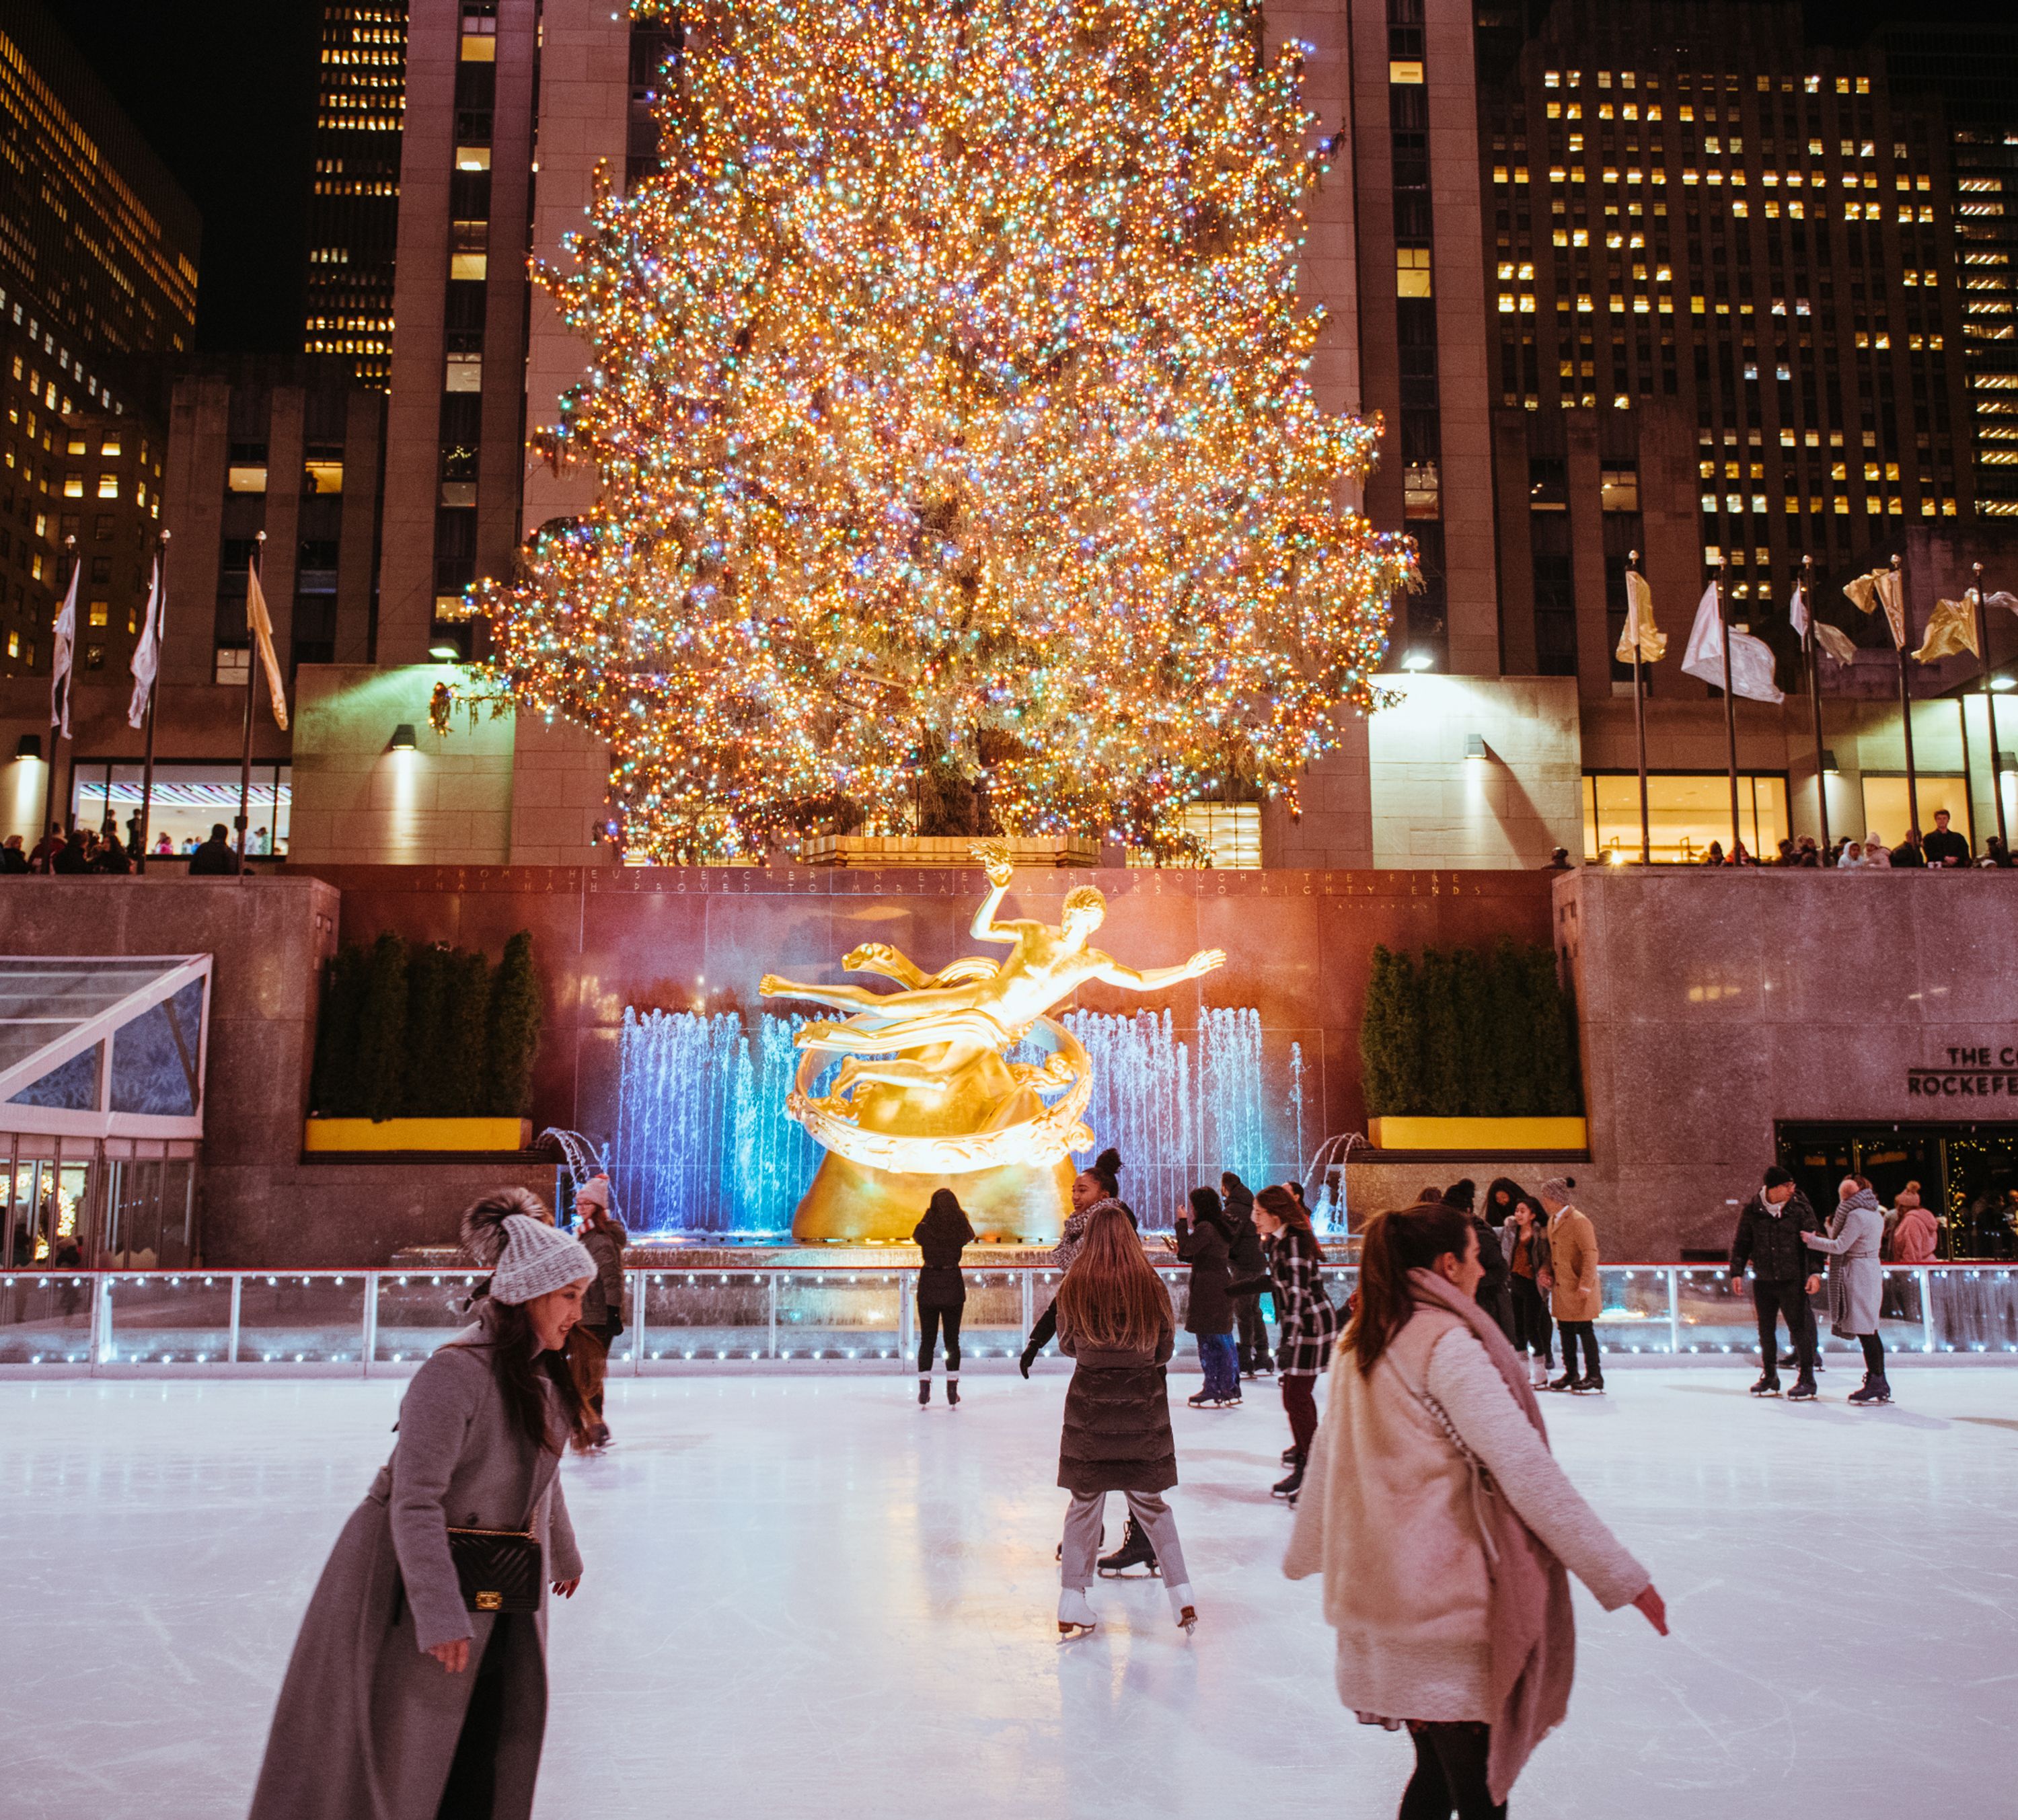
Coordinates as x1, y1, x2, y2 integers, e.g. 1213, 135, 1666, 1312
1729, 1166, 1823, 1399
187, 823, 239, 876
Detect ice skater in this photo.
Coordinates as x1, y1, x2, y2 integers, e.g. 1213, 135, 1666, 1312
1054, 1205, 1197, 1638
1540, 1177, 1604, 1394
1805, 1176, 1893, 1406
913, 1186, 975, 1406
1727, 1166, 1822, 1401
1230, 1184, 1341, 1504
1285, 1202, 1665, 1819
567, 1175, 628, 1449
1503, 1193, 1555, 1388
1168, 1185, 1240, 1408
1019, 1162, 1115, 1375
248, 1190, 593, 1820
1222, 1172, 1274, 1375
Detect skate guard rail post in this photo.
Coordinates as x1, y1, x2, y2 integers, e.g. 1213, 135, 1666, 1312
0, 1264, 2012, 1377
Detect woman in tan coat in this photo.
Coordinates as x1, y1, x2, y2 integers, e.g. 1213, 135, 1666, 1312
1539, 1176, 1602, 1394
1286, 1202, 1665, 1817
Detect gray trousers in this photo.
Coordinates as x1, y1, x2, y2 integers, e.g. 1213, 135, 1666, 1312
1059, 1490, 1189, 1591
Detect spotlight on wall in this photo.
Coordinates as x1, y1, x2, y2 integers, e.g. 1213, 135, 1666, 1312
389, 723, 418, 752
14, 734, 40, 761
1992, 675, 2016, 692
428, 642, 461, 660
1821, 748, 1840, 774
1400, 648, 1435, 672
1464, 733, 1488, 759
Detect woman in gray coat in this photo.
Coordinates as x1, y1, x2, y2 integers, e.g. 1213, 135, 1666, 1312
248, 1192, 596, 1820
1803, 1175, 1892, 1406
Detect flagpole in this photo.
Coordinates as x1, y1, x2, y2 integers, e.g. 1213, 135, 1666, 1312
39, 536, 77, 860
235, 531, 264, 873
1629, 549, 1650, 865
1974, 561, 2008, 851
1802, 554, 1830, 858
1893, 554, 1920, 840
1715, 556, 1742, 860
135, 530, 167, 875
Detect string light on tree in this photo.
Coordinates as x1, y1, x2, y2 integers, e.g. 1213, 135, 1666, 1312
468, 0, 1415, 862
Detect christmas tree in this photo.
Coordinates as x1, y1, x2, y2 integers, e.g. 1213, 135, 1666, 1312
472, 0, 1414, 862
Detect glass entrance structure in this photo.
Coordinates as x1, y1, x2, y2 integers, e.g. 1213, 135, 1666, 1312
1777, 1122, 2018, 1262
0, 956, 211, 1267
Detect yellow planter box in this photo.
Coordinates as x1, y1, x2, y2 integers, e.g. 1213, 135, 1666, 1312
1369, 1116, 1587, 1153
304, 1117, 533, 1153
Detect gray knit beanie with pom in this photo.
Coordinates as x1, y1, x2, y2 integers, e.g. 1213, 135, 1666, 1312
461, 1188, 595, 1305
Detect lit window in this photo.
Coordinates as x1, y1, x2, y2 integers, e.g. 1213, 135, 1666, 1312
1396, 247, 1433, 298
62, 473, 81, 498
97, 473, 117, 499
455, 145, 492, 171
65, 434, 85, 455
87, 599, 107, 627
227, 463, 268, 494
304, 457, 344, 494
1389, 60, 1423, 84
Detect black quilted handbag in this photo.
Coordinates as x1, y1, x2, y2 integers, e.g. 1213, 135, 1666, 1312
445, 1524, 544, 1614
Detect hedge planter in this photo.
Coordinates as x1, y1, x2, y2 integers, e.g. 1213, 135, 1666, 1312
304, 1117, 533, 1154
1368, 1116, 1588, 1155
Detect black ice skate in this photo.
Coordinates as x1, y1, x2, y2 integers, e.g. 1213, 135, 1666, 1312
1097, 1514, 1160, 1579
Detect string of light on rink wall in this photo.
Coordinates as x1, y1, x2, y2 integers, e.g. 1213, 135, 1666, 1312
1, 1266, 2013, 1376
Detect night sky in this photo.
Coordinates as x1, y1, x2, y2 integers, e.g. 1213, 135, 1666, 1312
32, 0, 2018, 361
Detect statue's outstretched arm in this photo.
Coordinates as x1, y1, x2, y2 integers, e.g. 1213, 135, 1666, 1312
969, 843, 1020, 944
1094, 949, 1228, 992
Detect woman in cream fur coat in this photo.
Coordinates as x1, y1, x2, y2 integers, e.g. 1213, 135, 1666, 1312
1285, 1201, 1666, 1817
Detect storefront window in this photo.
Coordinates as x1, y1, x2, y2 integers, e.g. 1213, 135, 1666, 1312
71, 761, 291, 857
1859, 775, 1970, 851
1583, 771, 1789, 864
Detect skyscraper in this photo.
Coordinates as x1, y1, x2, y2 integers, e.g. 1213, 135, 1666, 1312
303, 3, 408, 388
0, 0, 199, 679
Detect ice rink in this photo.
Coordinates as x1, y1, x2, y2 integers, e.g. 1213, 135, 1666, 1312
4, 1367, 2014, 1819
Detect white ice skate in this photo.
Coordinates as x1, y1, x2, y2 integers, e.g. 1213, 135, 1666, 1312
1168, 1582, 1197, 1634
1057, 1589, 1098, 1638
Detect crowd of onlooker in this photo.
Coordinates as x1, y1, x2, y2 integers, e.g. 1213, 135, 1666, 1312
1, 819, 248, 875
1558, 805, 2014, 870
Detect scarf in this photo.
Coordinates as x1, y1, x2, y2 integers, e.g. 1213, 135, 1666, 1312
1405, 1268, 1577, 1805
1837, 1185, 1879, 1219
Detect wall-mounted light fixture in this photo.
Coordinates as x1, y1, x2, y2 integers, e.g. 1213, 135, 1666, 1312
1821, 748, 1840, 774
1992, 675, 2015, 692
428, 642, 460, 660
1464, 733, 1487, 759
14, 734, 40, 760
389, 723, 418, 752
1400, 648, 1435, 672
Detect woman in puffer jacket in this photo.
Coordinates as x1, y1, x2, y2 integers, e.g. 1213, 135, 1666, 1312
1285, 1202, 1666, 1819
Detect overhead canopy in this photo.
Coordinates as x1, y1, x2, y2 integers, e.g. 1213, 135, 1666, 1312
0, 956, 212, 1141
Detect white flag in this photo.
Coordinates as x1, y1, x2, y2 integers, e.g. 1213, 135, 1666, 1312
246, 564, 289, 732
1681, 580, 1785, 704
48, 556, 77, 740
1789, 582, 1809, 639
1615, 570, 1668, 663
126, 555, 163, 730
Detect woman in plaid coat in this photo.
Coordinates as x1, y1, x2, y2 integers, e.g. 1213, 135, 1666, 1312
1230, 1184, 1341, 1504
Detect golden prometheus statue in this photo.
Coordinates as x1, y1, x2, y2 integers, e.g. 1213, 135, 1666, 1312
760, 842, 1226, 1242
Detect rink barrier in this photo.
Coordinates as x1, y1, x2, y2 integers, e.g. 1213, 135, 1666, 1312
0, 1264, 2013, 1376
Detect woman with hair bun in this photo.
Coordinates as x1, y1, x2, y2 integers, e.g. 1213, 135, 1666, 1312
248, 1189, 595, 1820
1286, 1203, 1666, 1819
1230, 1184, 1341, 1503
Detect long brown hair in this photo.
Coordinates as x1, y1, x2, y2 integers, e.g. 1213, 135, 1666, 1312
1342, 1203, 1477, 1375
1054, 1207, 1172, 1354
475, 1297, 593, 1455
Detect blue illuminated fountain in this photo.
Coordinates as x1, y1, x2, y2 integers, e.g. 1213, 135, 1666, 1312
611, 1003, 1304, 1238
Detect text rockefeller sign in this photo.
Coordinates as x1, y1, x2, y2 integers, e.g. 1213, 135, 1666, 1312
1907, 1046, 2018, 1102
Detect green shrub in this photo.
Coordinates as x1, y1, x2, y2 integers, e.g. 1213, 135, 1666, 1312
310, 944, 368, 1116
354, 932, 409, 1123
484, 931, 544, 1119
1358, 945, 1422, 1116
441, 948, 493, 1117
1362, 938, 1581, 1118
404, 943, 451, 1117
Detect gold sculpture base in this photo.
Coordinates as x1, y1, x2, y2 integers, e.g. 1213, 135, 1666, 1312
792, 1152, 1074, 1244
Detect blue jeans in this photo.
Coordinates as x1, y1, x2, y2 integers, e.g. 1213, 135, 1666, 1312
1198, 1332, 1240, 1399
